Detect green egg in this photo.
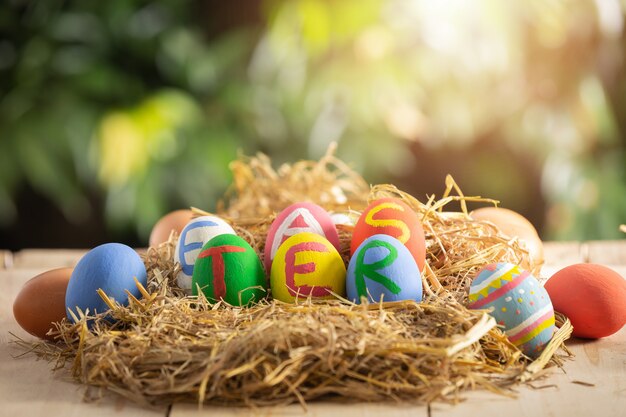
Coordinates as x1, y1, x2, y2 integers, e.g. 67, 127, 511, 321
191, 234, 267, 306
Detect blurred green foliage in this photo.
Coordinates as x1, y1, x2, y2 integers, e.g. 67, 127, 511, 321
1, 0, 626, 242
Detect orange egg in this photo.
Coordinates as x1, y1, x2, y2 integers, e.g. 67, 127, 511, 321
545, 264, 626, 339
351, 198, 426, 271
470, 207, 544, 267
149, 209, 195, 247
13, 268, 72, 340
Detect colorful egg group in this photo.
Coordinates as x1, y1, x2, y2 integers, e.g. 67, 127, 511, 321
469, 263, 555, 358
175, 216, 236, 293
347, 234, 422, 304
545, 263, 626, 339
351, 198, 426, 271
13, 267, 73, 340
192, 234, 267, 306
270, 232, 346, 303
65, 243, 147, 322
264, 203, 340, 272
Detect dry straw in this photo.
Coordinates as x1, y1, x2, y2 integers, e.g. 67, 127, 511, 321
15, 144, 572, 408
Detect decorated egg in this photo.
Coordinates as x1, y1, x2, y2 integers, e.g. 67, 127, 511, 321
270, 232, 346, 303
65, 243, 147, 322
470, 207, 544, 267
469, 263, 555, 358
192, 234, 267, 306
175, 216, 236, 293
351, 198, 426, 271
264, 203, 340, 273
13, 267, 72, 340
347, 234, 422, 304
545, 264, 626, 339
149, 209, 194, 247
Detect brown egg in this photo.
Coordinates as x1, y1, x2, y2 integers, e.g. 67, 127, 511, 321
470, 207, 544, 267
13, 267, 72, 340
149, 209, 194, 247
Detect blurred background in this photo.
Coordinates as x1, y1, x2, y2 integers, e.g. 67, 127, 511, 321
1, 0, 626, 250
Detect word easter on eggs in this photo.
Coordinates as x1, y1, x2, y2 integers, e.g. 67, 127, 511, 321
264, 202, 340, 272
347, 234, 422, 304
65, 243, 147, 323
271, 232, 346, 303
192, 234, 267, 306
469, 263, 555, 358
175, 216, 236, 293
351, 198, 426, 271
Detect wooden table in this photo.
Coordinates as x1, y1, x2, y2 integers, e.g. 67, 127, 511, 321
2, 242, 625, 417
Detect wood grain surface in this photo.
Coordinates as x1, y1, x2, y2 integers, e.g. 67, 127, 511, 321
2, 241, 625, 417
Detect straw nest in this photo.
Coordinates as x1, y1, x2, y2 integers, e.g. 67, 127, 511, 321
17, 145, 572, 408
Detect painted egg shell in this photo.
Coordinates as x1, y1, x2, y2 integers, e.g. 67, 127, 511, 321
270, 232, 346, 303
175, 216, 236, 293
264, 203, 340, 273
469, 263, 555, 358
65, 243, 147, 322
351, 198, 426, 271
13, 267, 72, 340
149, 209, 194, 248
192, 234, 267, 306
545, 264, 626, 339
347, 234, 422, 304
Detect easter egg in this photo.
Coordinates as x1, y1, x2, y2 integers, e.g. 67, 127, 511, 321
351, 198, 426, 271
545, 264, 626, 339
470, 207, 544, 267
175, 216, 236, 293
264, 203, 340, 272
347, 234, 422, 304
192, 234, 267, 306
270, 232, 346, 303
13, 268, 72, 340
149, 209, 194, 247
469, 263, 555, 358
65, 243, 147, 322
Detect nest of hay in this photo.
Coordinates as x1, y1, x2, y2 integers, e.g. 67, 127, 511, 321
17, 145, 572, 408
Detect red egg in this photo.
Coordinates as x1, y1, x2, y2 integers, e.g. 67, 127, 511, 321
351, 198, 426, 271
149, 209, 195, 247
545, 263, 626, 339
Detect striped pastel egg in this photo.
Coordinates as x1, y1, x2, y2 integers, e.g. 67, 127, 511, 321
469, 263, 555, 358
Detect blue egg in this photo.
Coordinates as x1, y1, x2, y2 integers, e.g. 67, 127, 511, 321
65, 243, 147, 323
347, 234, 422, 303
